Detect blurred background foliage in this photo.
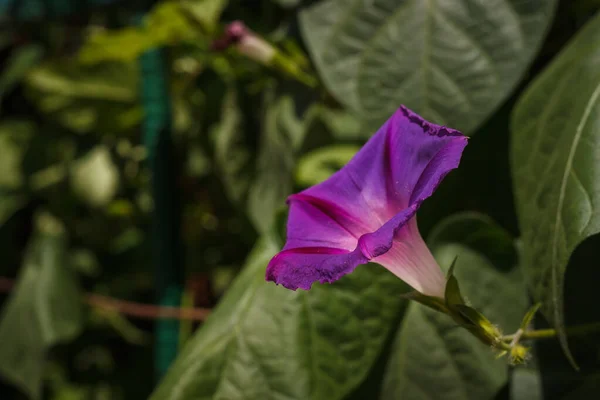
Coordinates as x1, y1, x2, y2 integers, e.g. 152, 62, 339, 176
0, 0, 600, 399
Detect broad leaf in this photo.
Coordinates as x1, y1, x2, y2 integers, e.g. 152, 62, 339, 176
511, 365, 543, 400
382, 214, 528, 400
300, 0, 557, 133
150, 238, 406, 400
511, 12, 600, 362
0, 212, 83, 399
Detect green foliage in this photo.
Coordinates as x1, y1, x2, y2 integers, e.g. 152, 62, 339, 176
0, 45, 44, 109
24, 61, 141, 134
296, 144, 359, 186
300, 0, 557, 134
511, 11, 600, 363
0, 120, 34, 224
0, 213, 83, 400
213, 87, 308, 233
78, 2, 204, 65
150, 238, 406, 400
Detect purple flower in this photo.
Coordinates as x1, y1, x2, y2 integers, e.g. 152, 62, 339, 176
265, 106, 468, 298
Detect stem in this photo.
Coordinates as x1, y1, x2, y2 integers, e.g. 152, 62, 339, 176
503, 322, 600, 342
0, 276, 211, 321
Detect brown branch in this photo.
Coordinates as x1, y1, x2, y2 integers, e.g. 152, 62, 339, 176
0, 276, 211, 321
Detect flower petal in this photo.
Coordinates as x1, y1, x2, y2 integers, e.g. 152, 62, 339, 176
266, 206, 418, 290
372, 219, 446, 297
298, 106, 467, 231
266, 106, 467, 293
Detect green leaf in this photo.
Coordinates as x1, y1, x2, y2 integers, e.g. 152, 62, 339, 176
296, 145, 360, 186
182, 0, 229, 33
428, 211, 517, 269
212, 89, 251, 204
0, 193, 26, 228
510, 12, 600, 364
69, 145, 119, 208
78, 2, 200, 64
0, 120, 35, 190
0, 120, 34, 226
0, 45, 44, 105
381, 215, 528, 400
511, 365, 543, 400
273, 0, 302, 8
151, 238, 406, 400
213, 87, 308, 234
0, 212, 84, 399
247, 93, 306, 233
300, 0, 557, 134
25, 61, 141, 134
519, 302, 542, 331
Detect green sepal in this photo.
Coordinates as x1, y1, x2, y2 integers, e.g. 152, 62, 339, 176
519, 302, 542, 331
444, 256, 465, 307
401, 291, 448, 314
451, 304, 504, 347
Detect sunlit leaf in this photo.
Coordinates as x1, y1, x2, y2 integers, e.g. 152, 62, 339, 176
181, 0, 229, 33
511, 11, 600, 363
70, 145, 120, 208
301, 0, 557, 133
79, 2, 199, 64
296, 144, 359, 186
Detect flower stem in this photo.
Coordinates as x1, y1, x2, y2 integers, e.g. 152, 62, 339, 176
502, 322, 600, 342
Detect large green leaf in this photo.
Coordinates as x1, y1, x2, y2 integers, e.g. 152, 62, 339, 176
382, 213, 528, 400
150, 238, 406, 400
0, 212, 84, 399
510, 12, 600, 361
300, 0, 557, 133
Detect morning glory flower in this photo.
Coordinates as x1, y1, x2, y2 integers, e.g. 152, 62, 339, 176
211, 21, 275, 65
266, 106, 468, 298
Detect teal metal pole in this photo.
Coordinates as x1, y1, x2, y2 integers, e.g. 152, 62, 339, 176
138, 27, 183, 378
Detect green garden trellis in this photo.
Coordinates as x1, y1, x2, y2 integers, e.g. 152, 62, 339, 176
137, 19, 183, 380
